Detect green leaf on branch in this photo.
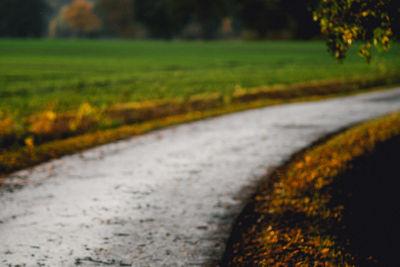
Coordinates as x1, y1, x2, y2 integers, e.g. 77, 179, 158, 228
314, 0, 393, 63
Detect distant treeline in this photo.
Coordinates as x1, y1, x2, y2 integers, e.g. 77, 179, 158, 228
0, 0, 399, 40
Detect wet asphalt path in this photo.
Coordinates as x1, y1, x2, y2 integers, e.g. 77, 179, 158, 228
1, 88, 400, 266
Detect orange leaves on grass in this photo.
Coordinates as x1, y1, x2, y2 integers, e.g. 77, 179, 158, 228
229, 111, 400, 266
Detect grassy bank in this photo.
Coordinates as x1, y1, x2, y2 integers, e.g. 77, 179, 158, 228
1, 40, 400, 176
223, 111, 400, 266
1, 76, 399, 177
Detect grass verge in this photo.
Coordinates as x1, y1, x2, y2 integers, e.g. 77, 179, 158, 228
222, 111, 400, 266
1, 74, 399, 179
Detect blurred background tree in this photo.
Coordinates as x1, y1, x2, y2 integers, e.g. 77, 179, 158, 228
180, 0, 228, 40
234, 0, 289, 39
97, 0, 144, 38
64, 0, 102, 37
49, 5, 73, 38
282, 0, 320, 39
233, 0, 321, 40
389, 0, 400, 40
44, 0, 322, 40
133, 0, 190, 39
0, 0, 49, 37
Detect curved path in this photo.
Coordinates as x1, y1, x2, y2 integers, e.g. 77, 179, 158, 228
1, 88, 400, 266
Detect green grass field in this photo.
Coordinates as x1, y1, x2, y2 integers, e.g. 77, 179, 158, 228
1, 39, 400, 175
1, 39, 400, 117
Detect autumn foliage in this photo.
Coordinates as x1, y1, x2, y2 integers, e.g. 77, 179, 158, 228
313, 0, 392, 62
98, 0, 138, 38
223, 111, 400, 266
64, 0, 101, 36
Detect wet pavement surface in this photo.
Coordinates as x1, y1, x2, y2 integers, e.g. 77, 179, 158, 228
1, 88, 400, 266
